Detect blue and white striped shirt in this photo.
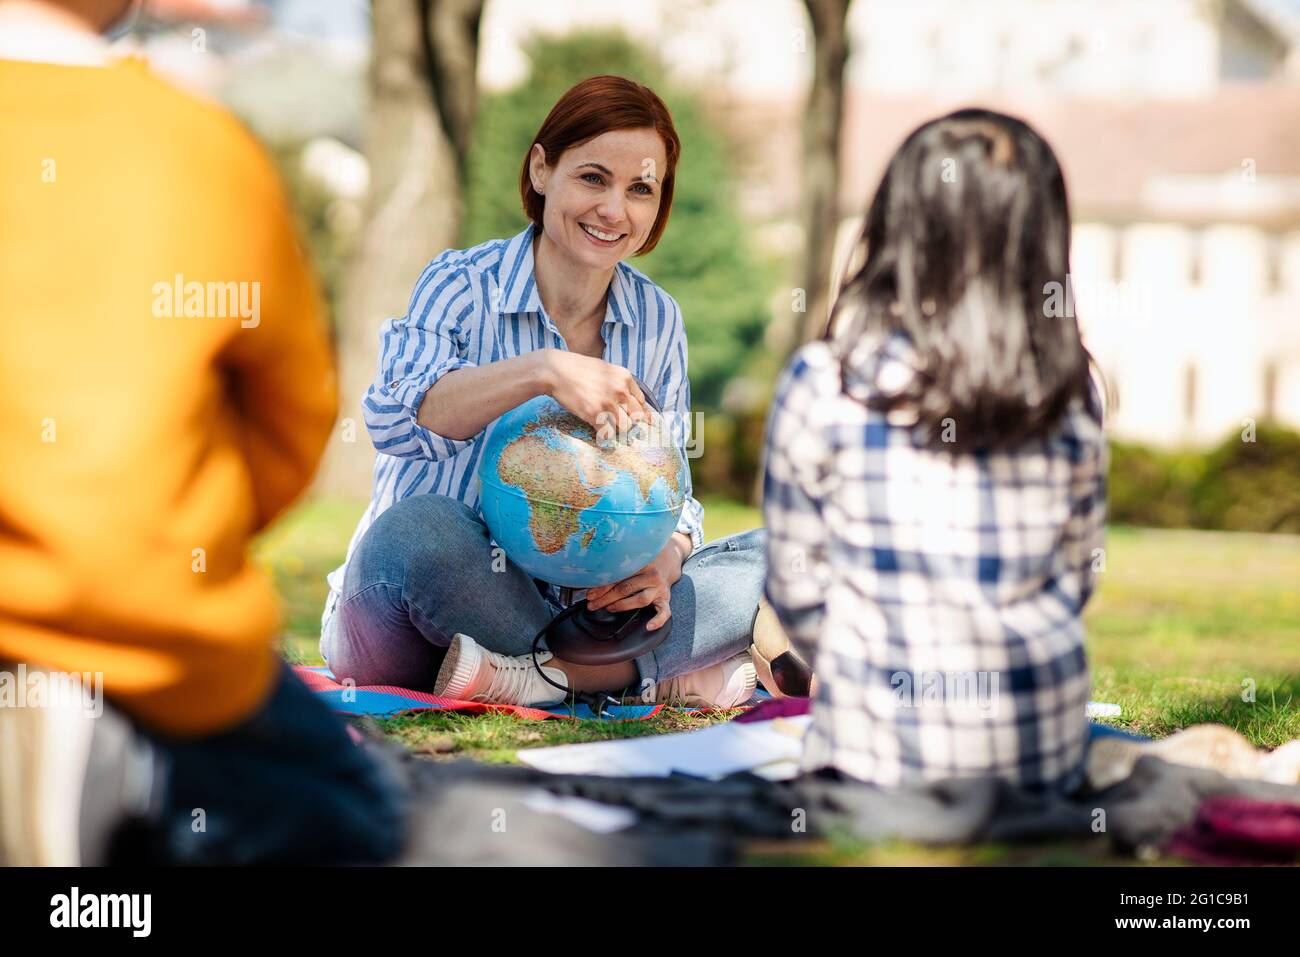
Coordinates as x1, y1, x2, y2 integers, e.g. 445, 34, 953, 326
323, 224, 704, 635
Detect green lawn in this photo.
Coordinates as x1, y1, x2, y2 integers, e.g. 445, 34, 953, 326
253, 496, 1299, 865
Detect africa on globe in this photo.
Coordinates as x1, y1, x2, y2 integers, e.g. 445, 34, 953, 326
476, 395, 688, 588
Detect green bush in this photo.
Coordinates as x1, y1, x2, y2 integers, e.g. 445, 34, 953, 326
1191, 425, 1300, 533
692, 405, 771, 504
1108, 425, 1300, 532
1106, 441, 1203, 528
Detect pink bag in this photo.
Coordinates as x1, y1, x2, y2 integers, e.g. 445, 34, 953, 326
1165, 797, 1300, 866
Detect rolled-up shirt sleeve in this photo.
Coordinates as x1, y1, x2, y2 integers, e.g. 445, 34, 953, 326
761, 353, 835, 667
363, 257, 480, 460
653, 296, 705, 551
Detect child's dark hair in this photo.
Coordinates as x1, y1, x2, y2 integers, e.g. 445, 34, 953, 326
823, 108, 1098, 450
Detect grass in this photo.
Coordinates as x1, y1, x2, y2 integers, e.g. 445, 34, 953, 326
253, 495, 1300, 864
374, 707, 742, 764
1086, 526, 1300, 746
745, 836, 1144, 867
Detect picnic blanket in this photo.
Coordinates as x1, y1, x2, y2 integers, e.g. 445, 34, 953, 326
295, 665, 767, 721
381, 741, 1300, 866
298, 665, 1108, 726
319, 676, 1297, 865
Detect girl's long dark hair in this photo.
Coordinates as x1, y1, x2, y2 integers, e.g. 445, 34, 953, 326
824, 108, 1098, 450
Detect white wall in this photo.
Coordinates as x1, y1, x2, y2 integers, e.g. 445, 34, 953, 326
1073, 222, 1300, 445
476, 0, 1257, 98
849, 0, 1222, 98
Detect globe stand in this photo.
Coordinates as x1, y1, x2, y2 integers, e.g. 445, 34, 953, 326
544, 586, 672, 665
527, 587, 673, 718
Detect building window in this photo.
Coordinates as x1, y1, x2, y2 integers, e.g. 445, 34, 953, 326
1263, 361, 1278, 422
995, 33, 1011, 90
1188, 229, 1204, 286
1184, 364, 1198, 427
1265, 234, 1283, 294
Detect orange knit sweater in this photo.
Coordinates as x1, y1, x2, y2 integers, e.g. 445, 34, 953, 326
0, 57, 337, 735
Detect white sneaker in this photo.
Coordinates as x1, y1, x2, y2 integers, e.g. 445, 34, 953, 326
646, 654, 757, 709
433, 633, 568, 707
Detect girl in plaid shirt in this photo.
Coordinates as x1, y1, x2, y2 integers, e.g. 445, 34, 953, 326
762, 109, 1107, 794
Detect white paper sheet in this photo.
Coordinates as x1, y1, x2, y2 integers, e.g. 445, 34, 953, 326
518, 716, 811, 780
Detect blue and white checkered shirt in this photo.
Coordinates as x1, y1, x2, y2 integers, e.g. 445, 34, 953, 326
322, 224, 704, 638
762, 333, 1107, 793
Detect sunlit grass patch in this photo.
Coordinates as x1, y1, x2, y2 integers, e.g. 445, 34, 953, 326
375, 706, 742, 764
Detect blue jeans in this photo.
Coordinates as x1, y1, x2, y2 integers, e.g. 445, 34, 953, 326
322, 494, 767, 696
1088, 723, 1151, 743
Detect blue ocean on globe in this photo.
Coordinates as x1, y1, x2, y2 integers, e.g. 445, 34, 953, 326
476, 395, 687, 588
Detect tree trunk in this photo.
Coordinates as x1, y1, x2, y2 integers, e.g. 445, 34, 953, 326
796, 0, 850, 346
316, 0, 483, 498
749, 0, 850, 507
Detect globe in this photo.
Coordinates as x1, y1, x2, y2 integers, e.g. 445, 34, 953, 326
476, 395, 687, 588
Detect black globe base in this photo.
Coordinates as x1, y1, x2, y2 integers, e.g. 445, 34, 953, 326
544, 603, 671, 666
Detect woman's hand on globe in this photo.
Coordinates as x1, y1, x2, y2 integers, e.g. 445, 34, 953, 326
584, 534, 691, 631
536, 350, 653, 441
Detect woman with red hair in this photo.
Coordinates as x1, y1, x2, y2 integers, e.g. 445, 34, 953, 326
321, 76, 792, 709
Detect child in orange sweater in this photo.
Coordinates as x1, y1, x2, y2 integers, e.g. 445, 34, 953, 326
0, 0, 403, 864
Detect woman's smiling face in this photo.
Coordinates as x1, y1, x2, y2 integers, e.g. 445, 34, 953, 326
529, 127, 668, 270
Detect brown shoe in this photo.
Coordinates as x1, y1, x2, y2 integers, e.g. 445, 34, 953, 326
749, 598, 816, 698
